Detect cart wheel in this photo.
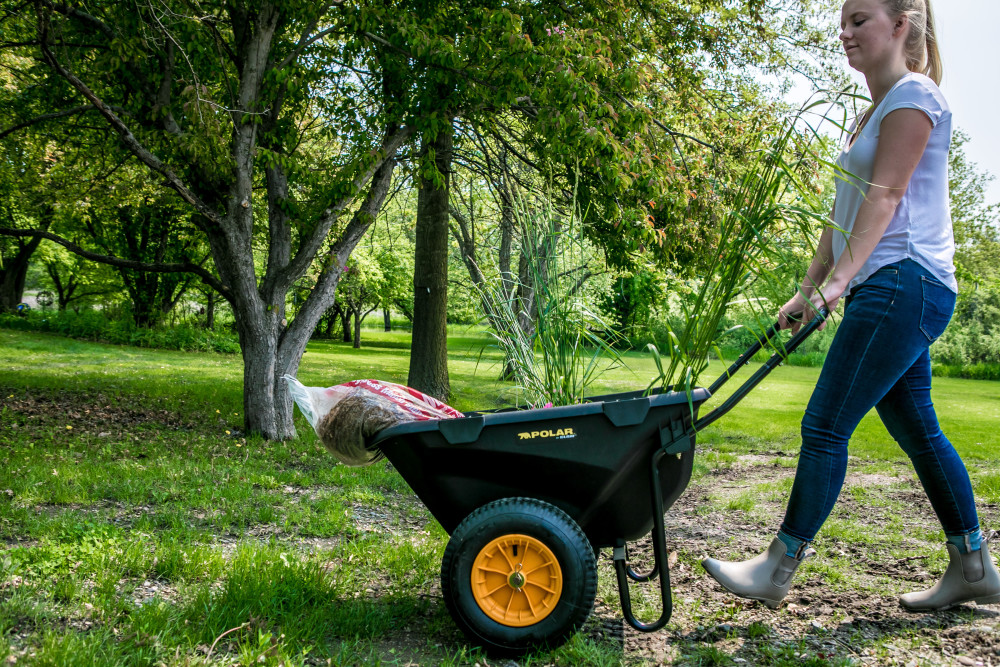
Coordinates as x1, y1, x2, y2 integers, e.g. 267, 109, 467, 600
441, 497, 597, 656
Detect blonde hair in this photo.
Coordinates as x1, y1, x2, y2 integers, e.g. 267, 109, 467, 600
882, 0, 943, 84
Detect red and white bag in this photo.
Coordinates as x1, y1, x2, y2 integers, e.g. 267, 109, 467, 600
284, 376, 462, 466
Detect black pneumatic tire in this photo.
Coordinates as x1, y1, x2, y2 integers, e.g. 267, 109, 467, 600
440, 497, 597, 656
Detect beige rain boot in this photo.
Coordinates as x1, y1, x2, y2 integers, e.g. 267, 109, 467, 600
702, 537, 815, 609
900, 536, 1000, 611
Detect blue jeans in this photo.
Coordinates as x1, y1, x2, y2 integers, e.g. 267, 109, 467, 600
780, 259, 980, 544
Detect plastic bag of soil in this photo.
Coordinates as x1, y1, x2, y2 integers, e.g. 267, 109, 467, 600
283, 375, 463, 466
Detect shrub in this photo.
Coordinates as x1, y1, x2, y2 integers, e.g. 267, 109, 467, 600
0, 309, 239, 354
931, 321, 1000, 368
645, 110, 828, 396
931, 363, 1000, 381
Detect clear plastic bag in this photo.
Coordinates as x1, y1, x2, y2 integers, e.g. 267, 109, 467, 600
283, 376, 462, 466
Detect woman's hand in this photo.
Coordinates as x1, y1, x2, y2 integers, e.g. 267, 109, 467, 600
777, 283, 844, 333
777, 293, 810, 332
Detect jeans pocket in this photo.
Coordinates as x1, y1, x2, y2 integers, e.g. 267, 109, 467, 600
919, 275, 955, 343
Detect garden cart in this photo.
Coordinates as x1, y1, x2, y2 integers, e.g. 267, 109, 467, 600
369, 311, 827, 656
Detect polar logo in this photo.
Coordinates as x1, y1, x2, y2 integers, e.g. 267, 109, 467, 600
517, 428, 576, 441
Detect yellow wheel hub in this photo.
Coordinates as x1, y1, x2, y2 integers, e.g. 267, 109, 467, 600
471, 533, 563, 627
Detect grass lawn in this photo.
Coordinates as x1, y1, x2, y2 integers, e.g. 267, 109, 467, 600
1, 327, 998, 666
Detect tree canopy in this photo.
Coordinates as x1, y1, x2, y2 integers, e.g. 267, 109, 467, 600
1, 0, 844, 438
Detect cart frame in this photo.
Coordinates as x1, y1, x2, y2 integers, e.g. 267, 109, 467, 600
370, 311, 827, 649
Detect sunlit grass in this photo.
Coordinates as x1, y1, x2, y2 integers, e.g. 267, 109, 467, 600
1, 327, 998, 665
3, 327, 997, 460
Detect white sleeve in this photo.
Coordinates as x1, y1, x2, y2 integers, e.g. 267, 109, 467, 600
880, 76, 947, 128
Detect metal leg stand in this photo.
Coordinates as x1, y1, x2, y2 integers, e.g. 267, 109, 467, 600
613, 447, 673, 632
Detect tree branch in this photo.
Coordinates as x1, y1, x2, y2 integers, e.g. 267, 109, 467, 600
278, 23, 339, 70
0, 104, 130, 141
152, 36, 182, 136
34, 8, 224, 229
609, 91, 717, 151
226, 2, 280, 233
278, 124, 406, 351
40, 0, 113, 38
0, 227, 230, 298
279, 123, 414, 289
448, 204, 486, 287
486, 125, 545, 177
0, 105, 91, 140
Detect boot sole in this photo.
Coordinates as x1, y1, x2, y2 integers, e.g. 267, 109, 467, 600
974, 594, 1000, 605
901, 593, 1000, 612
710, 577, 783, 609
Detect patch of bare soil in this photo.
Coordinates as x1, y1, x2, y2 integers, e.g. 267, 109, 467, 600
0, 388, 202, 435
579, 453, 1000, 666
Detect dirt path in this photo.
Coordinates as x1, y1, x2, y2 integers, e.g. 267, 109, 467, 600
576, 454, 1000, 666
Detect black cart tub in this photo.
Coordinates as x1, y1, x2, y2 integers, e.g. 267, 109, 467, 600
373, 386, 708, 549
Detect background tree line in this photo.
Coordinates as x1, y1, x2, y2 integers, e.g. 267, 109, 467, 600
2, 0, 998, 439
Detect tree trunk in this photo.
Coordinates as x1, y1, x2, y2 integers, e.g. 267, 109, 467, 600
408, 118, 454, 400
323, 309, 335, 337
340, 306, 352, 344
0, 248, 34, 312
383, 308, 391, 331
0, 213, 49, 313
206, 290, 216, 330
46, 263, 66, 310
126, 275, 159, 327
353, 308, 362, 349
234, 305, 283, 437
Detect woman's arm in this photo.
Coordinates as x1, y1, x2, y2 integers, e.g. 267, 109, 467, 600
807, 107, 934, 315
801, 223, 835, 298
778, 219, 835, 331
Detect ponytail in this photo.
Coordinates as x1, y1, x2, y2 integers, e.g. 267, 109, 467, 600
921, 0, 943, 85
882, 0, 943, 84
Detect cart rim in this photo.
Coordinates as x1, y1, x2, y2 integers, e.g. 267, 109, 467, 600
471, 533, 563, 627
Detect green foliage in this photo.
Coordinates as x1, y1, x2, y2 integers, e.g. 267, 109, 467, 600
950, 130, 1000, 290
340, 0, 839, 273
31, 244, 122, 312
599, 270, 663, 343
932, 326, 1000, 369
476, 193, 622, 407
0, 309, 239, 353
337, 247, 387, 346
371, 221, 415, 319
931, 363, 1000, 382
646, 106, 827, 395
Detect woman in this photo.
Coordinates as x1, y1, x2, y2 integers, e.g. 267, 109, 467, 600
701, 0, 1000, 611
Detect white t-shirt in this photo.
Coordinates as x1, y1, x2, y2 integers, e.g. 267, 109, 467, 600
833, 72, 957, 293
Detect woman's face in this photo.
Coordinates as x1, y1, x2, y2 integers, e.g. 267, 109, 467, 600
839, 0, 903, 74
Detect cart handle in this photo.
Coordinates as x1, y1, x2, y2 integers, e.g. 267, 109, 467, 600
694, 308, 828, 433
